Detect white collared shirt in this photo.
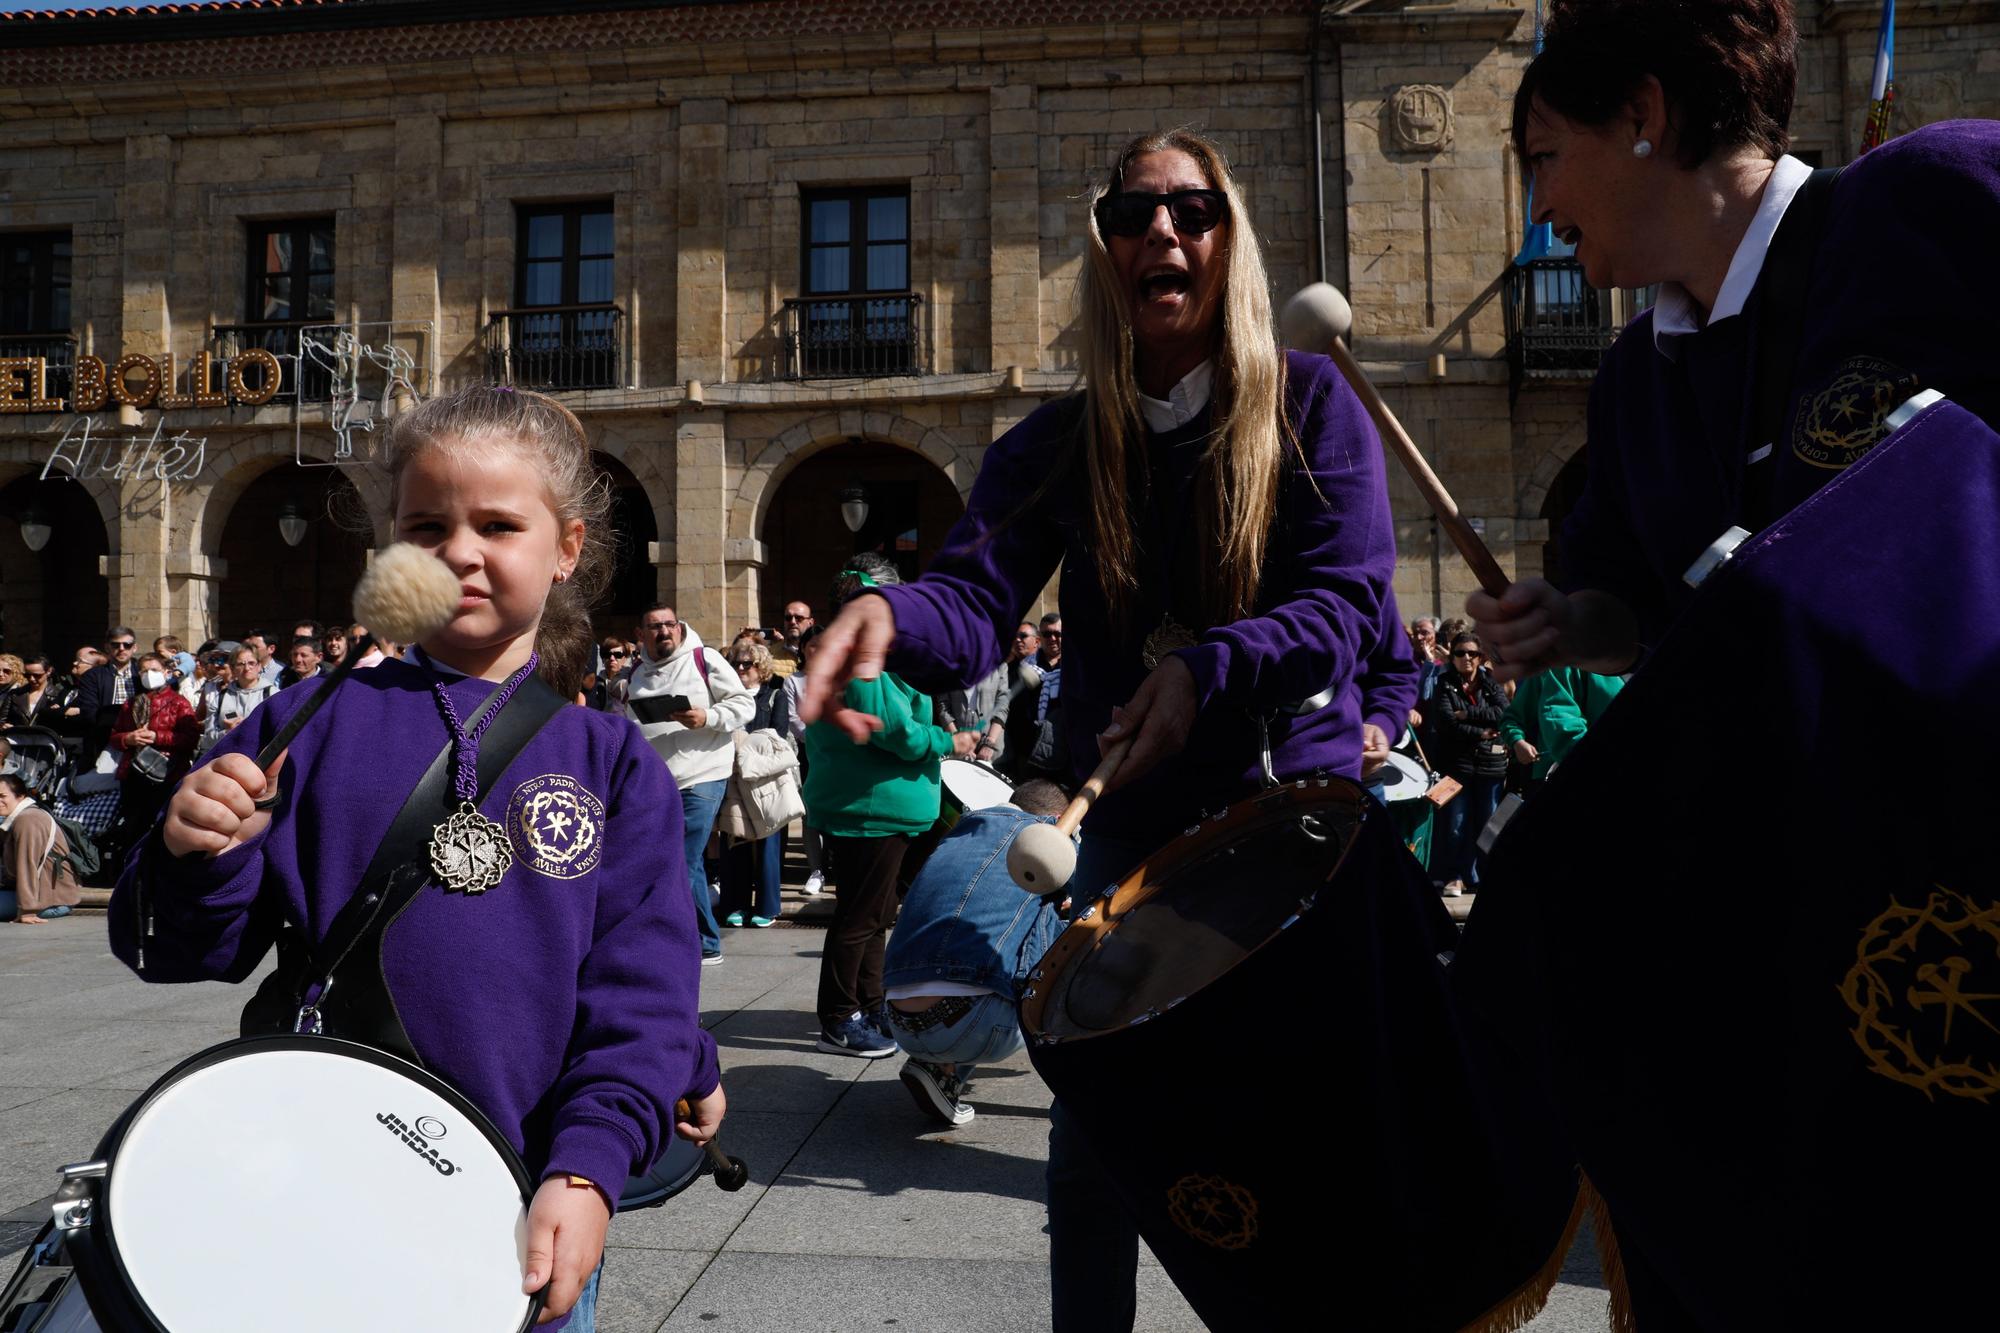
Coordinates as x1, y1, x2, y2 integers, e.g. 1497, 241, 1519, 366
1652, 155, 1813, 357
1136, 359, 1215, 433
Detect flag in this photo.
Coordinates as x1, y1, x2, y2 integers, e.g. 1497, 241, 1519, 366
1454, 395, 2000, 1328
1862, 0, 1897, 152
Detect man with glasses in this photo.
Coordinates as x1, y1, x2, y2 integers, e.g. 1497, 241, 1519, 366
626, 603, 755, 966
202, 644, 279, 755
780, 602, 815, 649
1036, 614, 1063, 670
74, 626, 143, 761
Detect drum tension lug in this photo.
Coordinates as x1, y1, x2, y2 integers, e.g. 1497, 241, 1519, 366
51, 1162, 104, 1233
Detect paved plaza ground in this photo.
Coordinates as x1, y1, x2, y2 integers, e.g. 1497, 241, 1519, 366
1, 900, 1613, 1331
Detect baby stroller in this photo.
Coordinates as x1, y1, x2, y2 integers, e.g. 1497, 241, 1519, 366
1, 726, 74, 803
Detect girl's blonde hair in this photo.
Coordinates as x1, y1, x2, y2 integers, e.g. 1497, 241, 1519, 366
383, 385, 615, 675
1077, 128, 1289, 625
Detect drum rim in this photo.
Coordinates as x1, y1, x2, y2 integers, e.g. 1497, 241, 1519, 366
82, 1033, 541, 1333
1018, 776, 1367, 1043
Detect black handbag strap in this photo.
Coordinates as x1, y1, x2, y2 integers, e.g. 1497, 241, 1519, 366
289, 672, 568, 1050
1739, 163, 1843, 530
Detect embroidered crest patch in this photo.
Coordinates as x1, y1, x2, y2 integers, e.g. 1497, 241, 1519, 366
1839, 886, 2000, 1103
1791, 355, 1921, 470
505, 774, 605, 880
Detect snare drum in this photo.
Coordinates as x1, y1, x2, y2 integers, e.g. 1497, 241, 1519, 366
1377, 751, 1437, 868
937, 757, 1015, 832
1021, 778, 1579, 1332
51, 1035, 540, 1333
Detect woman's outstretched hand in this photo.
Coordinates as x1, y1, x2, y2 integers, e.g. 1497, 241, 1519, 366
796, 595, 895, 742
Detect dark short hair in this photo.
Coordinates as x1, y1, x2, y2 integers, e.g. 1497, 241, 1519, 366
243, 628, 268, 643
1011, 778, 1070, 819
0, 773, 28, 800
1513, 0, 1796, 171
289, 635, 322, 655
292, 619, 324, 638
1039, 613, 1062, 628
797, 625, 824, 654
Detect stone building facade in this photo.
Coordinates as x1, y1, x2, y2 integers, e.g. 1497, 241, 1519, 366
0, 0, 1994, 658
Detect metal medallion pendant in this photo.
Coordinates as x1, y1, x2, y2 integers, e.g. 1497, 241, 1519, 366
429, 801, 513, 894
1141, 612, 1199, 671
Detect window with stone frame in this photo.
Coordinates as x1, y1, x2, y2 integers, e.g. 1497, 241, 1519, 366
501, 202, 619, 390
791, 187, 918, 377
0, 231, 72, 335
245, 218, 335, 324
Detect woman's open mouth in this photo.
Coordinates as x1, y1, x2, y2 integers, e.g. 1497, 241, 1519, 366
1138, 268, 1191, 306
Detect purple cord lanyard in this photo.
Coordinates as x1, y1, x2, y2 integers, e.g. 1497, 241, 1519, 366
416, 647, 540, 893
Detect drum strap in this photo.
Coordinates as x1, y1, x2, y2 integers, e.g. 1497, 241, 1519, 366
240, 675, 567, 1062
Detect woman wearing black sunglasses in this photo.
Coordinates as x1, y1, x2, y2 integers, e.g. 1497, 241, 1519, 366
802, 127, 1399, 1332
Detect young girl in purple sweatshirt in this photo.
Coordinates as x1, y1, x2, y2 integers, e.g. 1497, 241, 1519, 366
112, 386, 723, 1330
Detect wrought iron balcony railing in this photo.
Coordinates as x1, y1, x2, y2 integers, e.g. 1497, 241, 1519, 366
0, 333, 76, 409
482, 305, 623, 392
210, 322, 333, 402
780, 293, 927, 380
1502, 258, 1657, 396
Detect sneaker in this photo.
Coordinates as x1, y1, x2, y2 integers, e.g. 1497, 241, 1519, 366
722, 911, 745, 927
816, 1012, 896, 1059
900, 1059, 975, 1127
804, 871, 826, 896
748, 915, 777, 928
701, 951, 724, 967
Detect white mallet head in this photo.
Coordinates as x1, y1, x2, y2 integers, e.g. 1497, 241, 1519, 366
353, 542, 462, 647
1280, 282, 1354, 350
1007, 821, 1079, 896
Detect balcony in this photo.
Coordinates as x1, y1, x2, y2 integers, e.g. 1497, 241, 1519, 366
780, 293, 926, 380
0, 333, 76, 409
210, 322, 333, 402
1502, 259, 1655, 397
482, 305, 623, 392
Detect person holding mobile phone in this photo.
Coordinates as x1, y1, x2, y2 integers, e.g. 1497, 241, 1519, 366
627, 604, 755, 965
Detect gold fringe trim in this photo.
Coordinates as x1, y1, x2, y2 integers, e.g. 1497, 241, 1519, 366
1581, 1173, 1635, 1333
1455, 1176, 1589, 1333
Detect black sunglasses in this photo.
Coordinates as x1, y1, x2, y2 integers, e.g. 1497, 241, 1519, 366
1094, 188, 1229, 238
1452, 649, 1482, 659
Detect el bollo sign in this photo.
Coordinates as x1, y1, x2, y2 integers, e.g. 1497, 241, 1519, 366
0, 348, 285, 414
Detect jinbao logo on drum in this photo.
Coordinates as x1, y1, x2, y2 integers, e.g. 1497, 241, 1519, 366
377, 1111, 462, 1177
1791, 355, 1921, 471
506, 774, 606, 879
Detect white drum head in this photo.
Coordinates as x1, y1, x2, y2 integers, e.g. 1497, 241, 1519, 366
941, 757, 1015, 812
1378, 752, 1431, 804
104, 1043, 533, 1333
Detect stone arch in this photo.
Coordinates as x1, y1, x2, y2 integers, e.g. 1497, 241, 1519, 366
187, 433, 391, 564
585, 427, 676, 553
0, 460, 116, 658
732, 410, 977, 544
1517, 415, 1588, 521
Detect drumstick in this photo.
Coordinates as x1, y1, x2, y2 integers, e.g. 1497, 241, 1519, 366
252, 543, 463, 808
1005, 735, 1134, 895
675, 1097, 749, 1191
1281, 283, 1510, 598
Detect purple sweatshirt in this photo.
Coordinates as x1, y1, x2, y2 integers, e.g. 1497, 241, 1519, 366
881, 350, 1397, 843
110, 658, 719, 1213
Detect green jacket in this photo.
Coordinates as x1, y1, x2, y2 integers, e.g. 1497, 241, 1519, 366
1498, 667, 1626, 780
803, 672, 954, 837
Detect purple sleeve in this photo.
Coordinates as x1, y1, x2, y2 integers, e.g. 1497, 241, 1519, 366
1171, 357, 1395, 713
540, 725, 718, 1203
878, 400, 1073, 694
109, 688, 293, 984
1357, 591, 1420, 740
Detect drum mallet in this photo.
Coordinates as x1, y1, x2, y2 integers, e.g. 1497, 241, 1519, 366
1006, 736, 1134, 895
251, 542, 463, 810
676, 1098, 750, 1191
1280, 283, 1510, 599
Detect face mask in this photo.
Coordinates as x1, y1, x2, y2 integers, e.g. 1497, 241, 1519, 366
141, 670, 168, 691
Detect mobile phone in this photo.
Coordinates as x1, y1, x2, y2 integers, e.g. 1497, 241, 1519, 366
629, 693, 696, 725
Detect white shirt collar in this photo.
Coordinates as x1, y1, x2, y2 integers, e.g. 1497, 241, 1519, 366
1136, 359, 1214, 433
1652, 154, 1813, 355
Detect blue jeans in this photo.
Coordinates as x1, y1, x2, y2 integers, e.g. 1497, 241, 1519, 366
1046, 832, 1148, 1333
720, 831, 783, 920
561, 1260, 601, 1332
1435, 774, 1503, 885
680, 780, 727, 955
890, 992, 1022, 1083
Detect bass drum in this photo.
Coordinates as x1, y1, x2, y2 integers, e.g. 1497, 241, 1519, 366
1021, 778, 1580, 1333
52, 1036, 540, 1333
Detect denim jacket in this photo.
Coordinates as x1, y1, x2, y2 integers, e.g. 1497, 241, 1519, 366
883, 807, 1066, 997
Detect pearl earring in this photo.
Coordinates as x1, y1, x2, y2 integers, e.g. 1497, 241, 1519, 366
1633, 139, 1654, 159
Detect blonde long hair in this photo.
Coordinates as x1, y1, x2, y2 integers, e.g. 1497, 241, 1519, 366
1077, 129, 1288, 625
